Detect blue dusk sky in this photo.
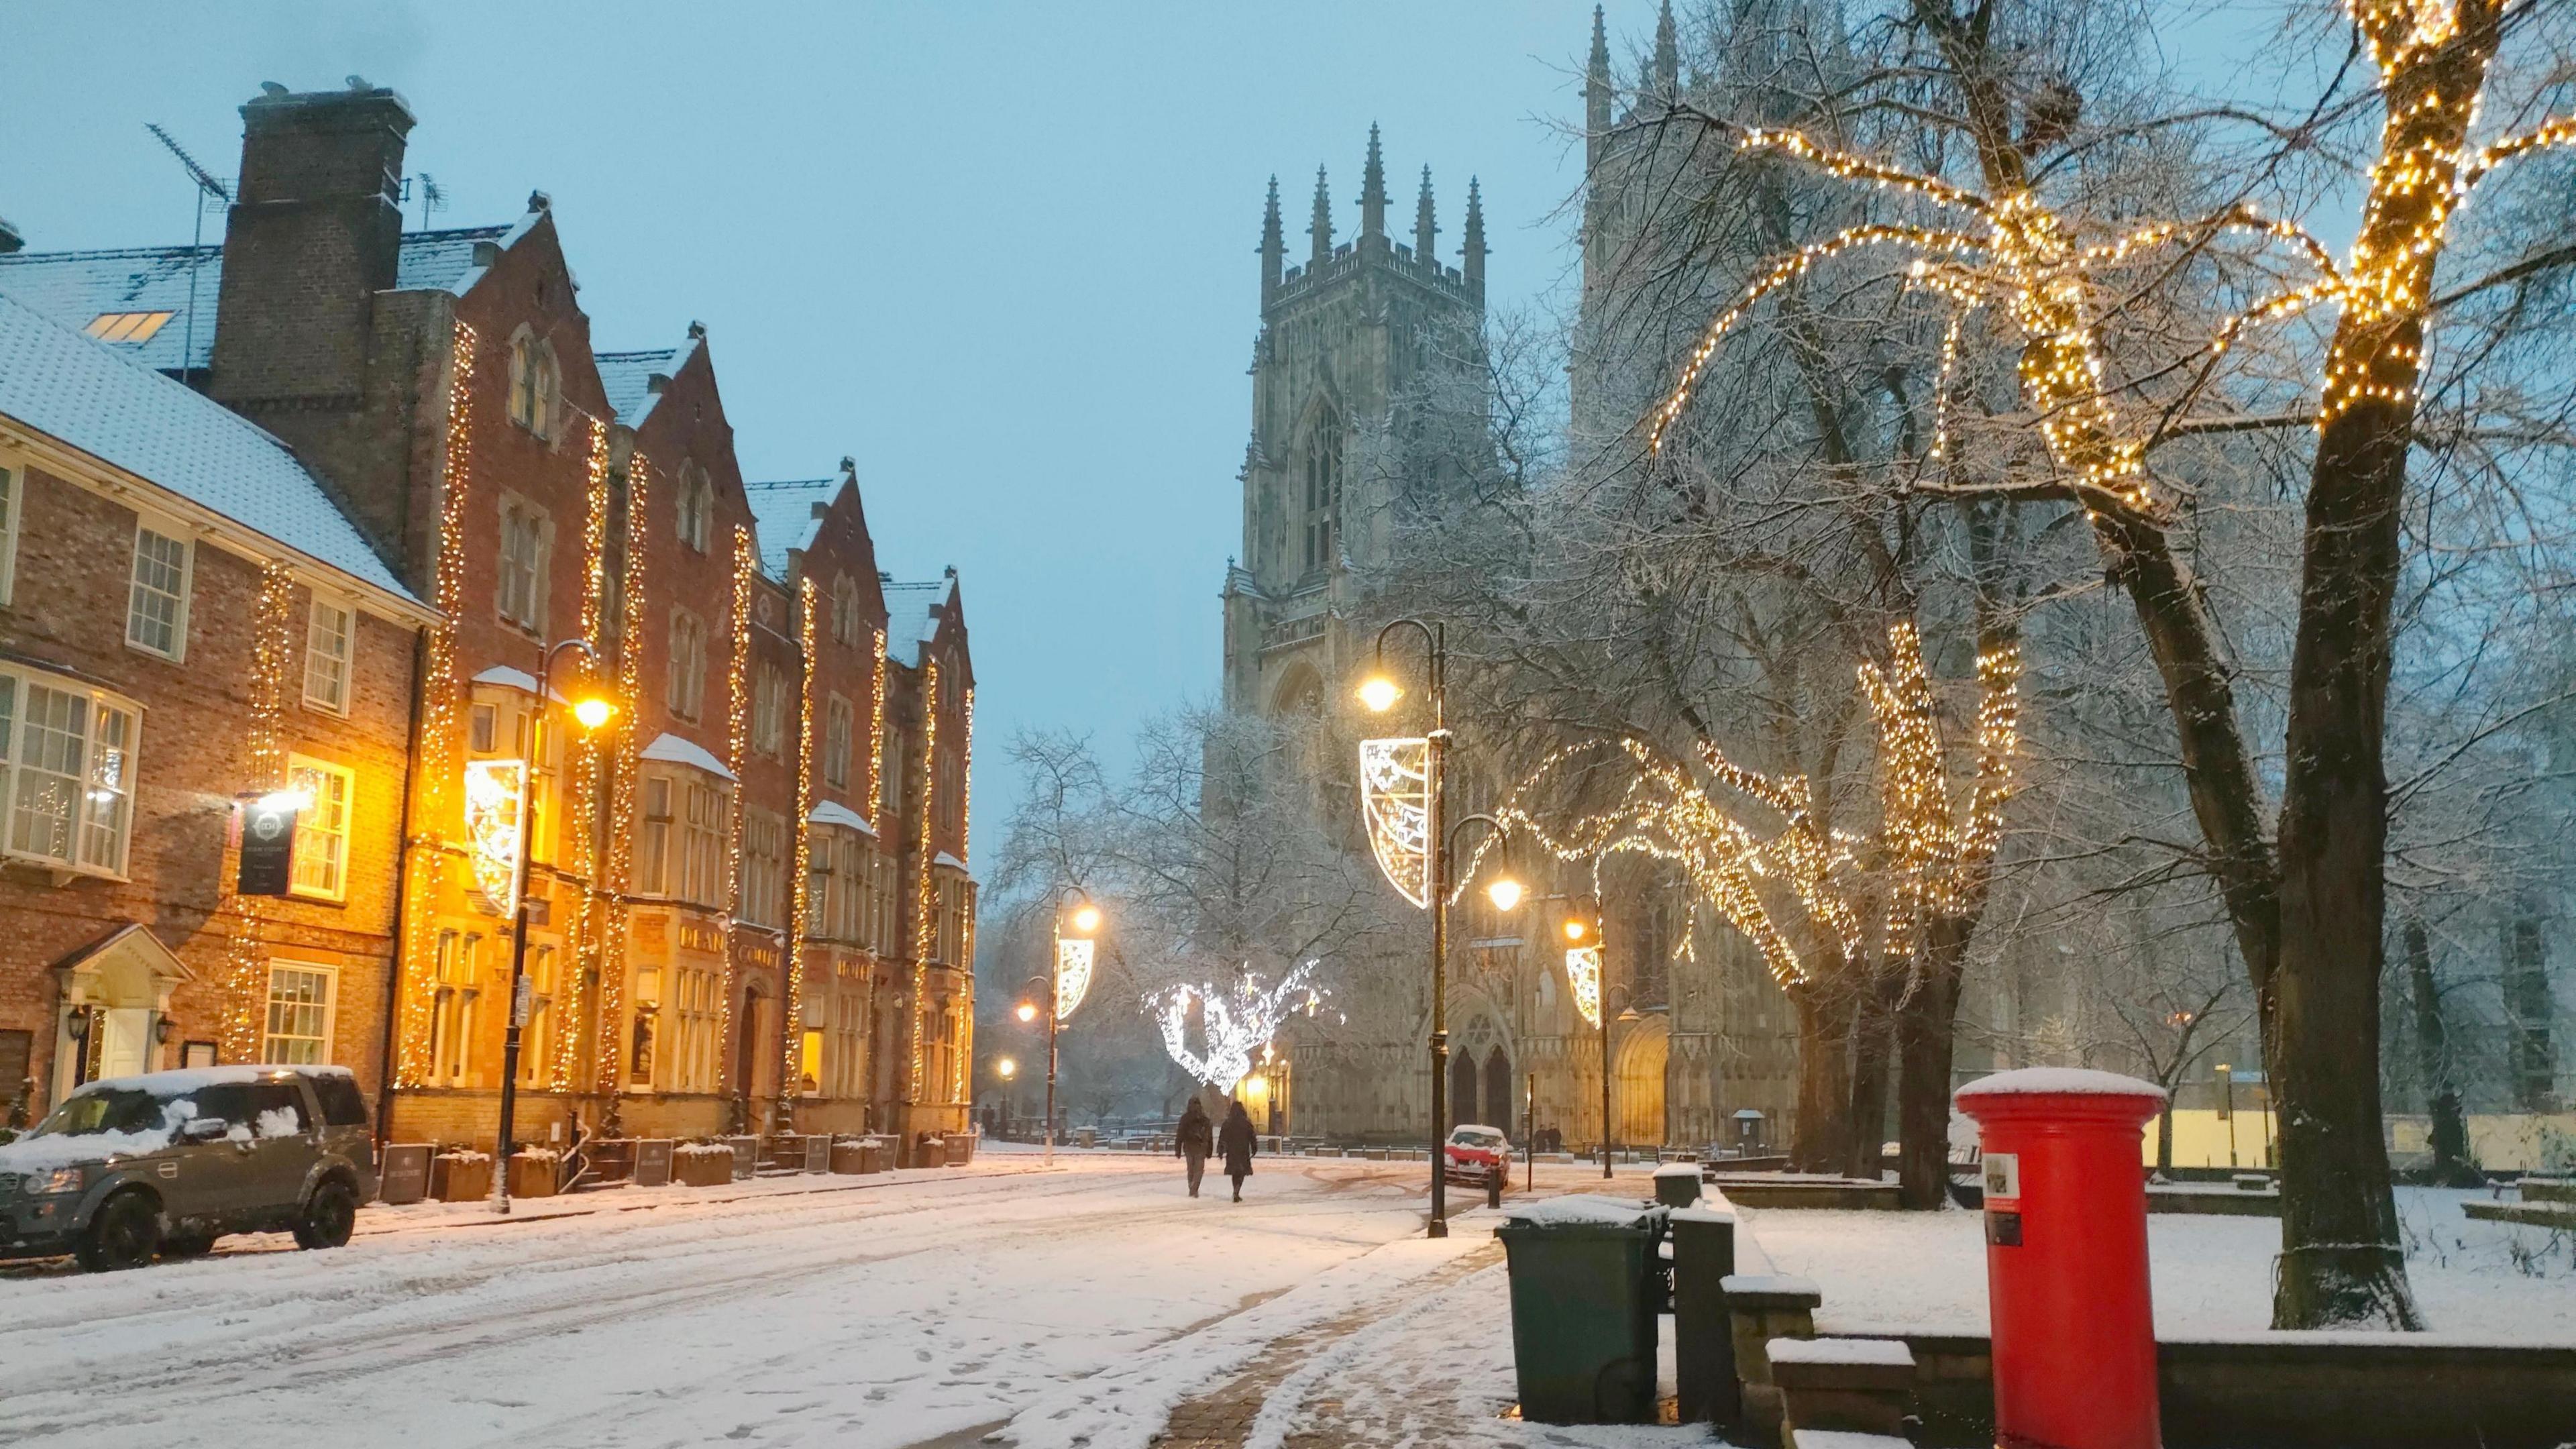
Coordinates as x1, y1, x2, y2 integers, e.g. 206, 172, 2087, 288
0, 2, 1674, 863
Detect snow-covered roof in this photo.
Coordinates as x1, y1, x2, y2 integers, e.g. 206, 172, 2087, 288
744, 477, 837, 580
0, 225, 513, 376
808, 799, 875, 836
0, 290, 416, 602
639, 731, 735, 781
469, 664, 572, 702
596, 341, 692, 428
882, 576, 955, 667
932, 851, 971, 875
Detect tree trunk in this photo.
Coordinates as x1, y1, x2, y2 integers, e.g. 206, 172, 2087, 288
1788, 981, 1856, 1175
1846, 987, 1892, 1181
2157, 1102, 2176, 1176
1894, 918, 1971, 1210
2405, 916, 2478, 1187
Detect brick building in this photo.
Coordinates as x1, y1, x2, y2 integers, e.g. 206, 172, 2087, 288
0, 290, 431, 1124
0, 80, 977, 1156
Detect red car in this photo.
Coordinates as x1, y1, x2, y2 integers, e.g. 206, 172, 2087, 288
1442, 1124, 1511, 1187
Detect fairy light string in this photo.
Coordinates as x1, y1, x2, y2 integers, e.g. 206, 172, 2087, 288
552, 417, 614, 1088
217, 560, 298, 1063
718, 524, 755, 1097
397, 319, 479, 1087
783, 576, 819, 1104
593, 445, 650, 1101
1648, 32, 2575, 506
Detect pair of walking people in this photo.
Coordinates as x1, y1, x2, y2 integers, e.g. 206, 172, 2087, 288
1175, 1097, 1256, 1201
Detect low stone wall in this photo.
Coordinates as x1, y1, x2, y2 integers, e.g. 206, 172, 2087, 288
2145, 1185, 2282, 1217
1708, 1176, 1901, 1211
1837, 1328, 2576, 1449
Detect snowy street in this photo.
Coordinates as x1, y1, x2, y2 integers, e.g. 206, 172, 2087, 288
0, 1152, 1514, 1449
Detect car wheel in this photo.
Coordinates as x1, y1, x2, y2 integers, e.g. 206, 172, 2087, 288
76, 1190, 162, 1272
160, 1234, 218, 1260
294, 1180, 357, 1250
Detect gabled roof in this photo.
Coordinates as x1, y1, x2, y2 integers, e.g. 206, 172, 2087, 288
595, 341, 693, 429
0, 224, 513, 376
881, 574, 956, 669
743, 476, 838, 581
0, 289, 415, 602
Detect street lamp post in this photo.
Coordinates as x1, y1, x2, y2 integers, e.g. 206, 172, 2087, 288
1018, 888, 1099, 1168
492, 638, 616, 1215
1597, 983, 1642, 1181
1358, 619, 1525, 1240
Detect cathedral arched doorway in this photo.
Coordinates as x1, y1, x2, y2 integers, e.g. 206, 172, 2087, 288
1615, 1015, 1670, 1150
1484, 1046, 1514, 1136
1450, 1049, 1479, 1128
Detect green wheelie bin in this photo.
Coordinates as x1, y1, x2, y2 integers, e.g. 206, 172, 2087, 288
1495, 1195, 1670, 1424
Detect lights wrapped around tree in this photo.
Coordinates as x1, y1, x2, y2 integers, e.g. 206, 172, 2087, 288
1148, 962, 1328, 1092
1646, 39, 2576, 513
717, 525, 757, 1094
1055, 936, 1096, 1021
1494, 621, 2019, 990
1358, 736, 1432, 907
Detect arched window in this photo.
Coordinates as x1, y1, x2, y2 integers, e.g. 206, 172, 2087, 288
507, 329, 557, 439
676, 462, 712, 552
833, 574, 863, 645
1300, 407, 1341, 574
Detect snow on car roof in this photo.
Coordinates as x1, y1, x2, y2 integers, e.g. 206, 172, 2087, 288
73, 1063, 353, 1097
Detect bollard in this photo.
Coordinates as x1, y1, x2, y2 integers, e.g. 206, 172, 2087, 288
1668, 1205, 1739, 1426
1955, 1068, 2165, 1449
1488, 1172, 1503, 1210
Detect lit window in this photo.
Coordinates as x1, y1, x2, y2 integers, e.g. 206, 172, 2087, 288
470, 702, 498, 755
498, 500, 548, 631
0, 670, 140, 877
261, 961, 336, 1064
430, 931, 483, 1085
666, 609, 706, 719
126, 524, 190, 659
303, 598, 354, 713
287, 755, 354, 900
682, 779, 727, 906
518, 944, 555, 1085
508, 331, 558, 439
85, 311, 175, 344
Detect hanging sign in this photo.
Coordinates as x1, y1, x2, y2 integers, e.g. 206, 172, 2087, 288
235, 790, 305, 898
463, 759, 529, 918
1358, 737, 1432, 908
1055, 936, 1096, 1022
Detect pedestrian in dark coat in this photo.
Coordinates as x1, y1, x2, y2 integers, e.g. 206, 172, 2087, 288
1176, 1097, 1214, 1197
1218, 1099, 1258, 1202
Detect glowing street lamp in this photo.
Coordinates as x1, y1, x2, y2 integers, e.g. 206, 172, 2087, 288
1356, 615, 1528, 1238
1022, 886, 1100, 1167
491, 637, 615, 1215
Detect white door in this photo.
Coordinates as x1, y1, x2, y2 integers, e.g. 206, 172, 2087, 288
99, 1008, 150, 1079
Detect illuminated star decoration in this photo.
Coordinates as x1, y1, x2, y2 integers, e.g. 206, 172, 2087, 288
1148, 962, 1329, 1091
1358, 737, 1432, 907
462, 758, 529, 918
1055, 936, 1097, 1021
1564, 944, 1605, 1029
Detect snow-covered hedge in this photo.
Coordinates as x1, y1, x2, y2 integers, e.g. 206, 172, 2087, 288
513, 1147, 561, 1164
674, 1143, 733, 1160
434, 1149, 492, 1165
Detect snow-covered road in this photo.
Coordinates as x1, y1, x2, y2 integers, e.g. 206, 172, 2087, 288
0, 1154, 1484, 1449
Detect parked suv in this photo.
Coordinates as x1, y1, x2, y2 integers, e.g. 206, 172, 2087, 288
0, 1064, 376, 1271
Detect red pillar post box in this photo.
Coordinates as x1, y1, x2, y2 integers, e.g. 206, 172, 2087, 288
1955, 1068, 2166, 1449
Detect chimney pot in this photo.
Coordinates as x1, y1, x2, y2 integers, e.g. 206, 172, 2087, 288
527, 189, 550, 213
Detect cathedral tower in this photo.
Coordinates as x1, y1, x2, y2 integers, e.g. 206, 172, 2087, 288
1220, 128, 1486, 718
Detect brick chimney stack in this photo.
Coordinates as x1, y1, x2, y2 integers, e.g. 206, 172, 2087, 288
209, 78, 414, 413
